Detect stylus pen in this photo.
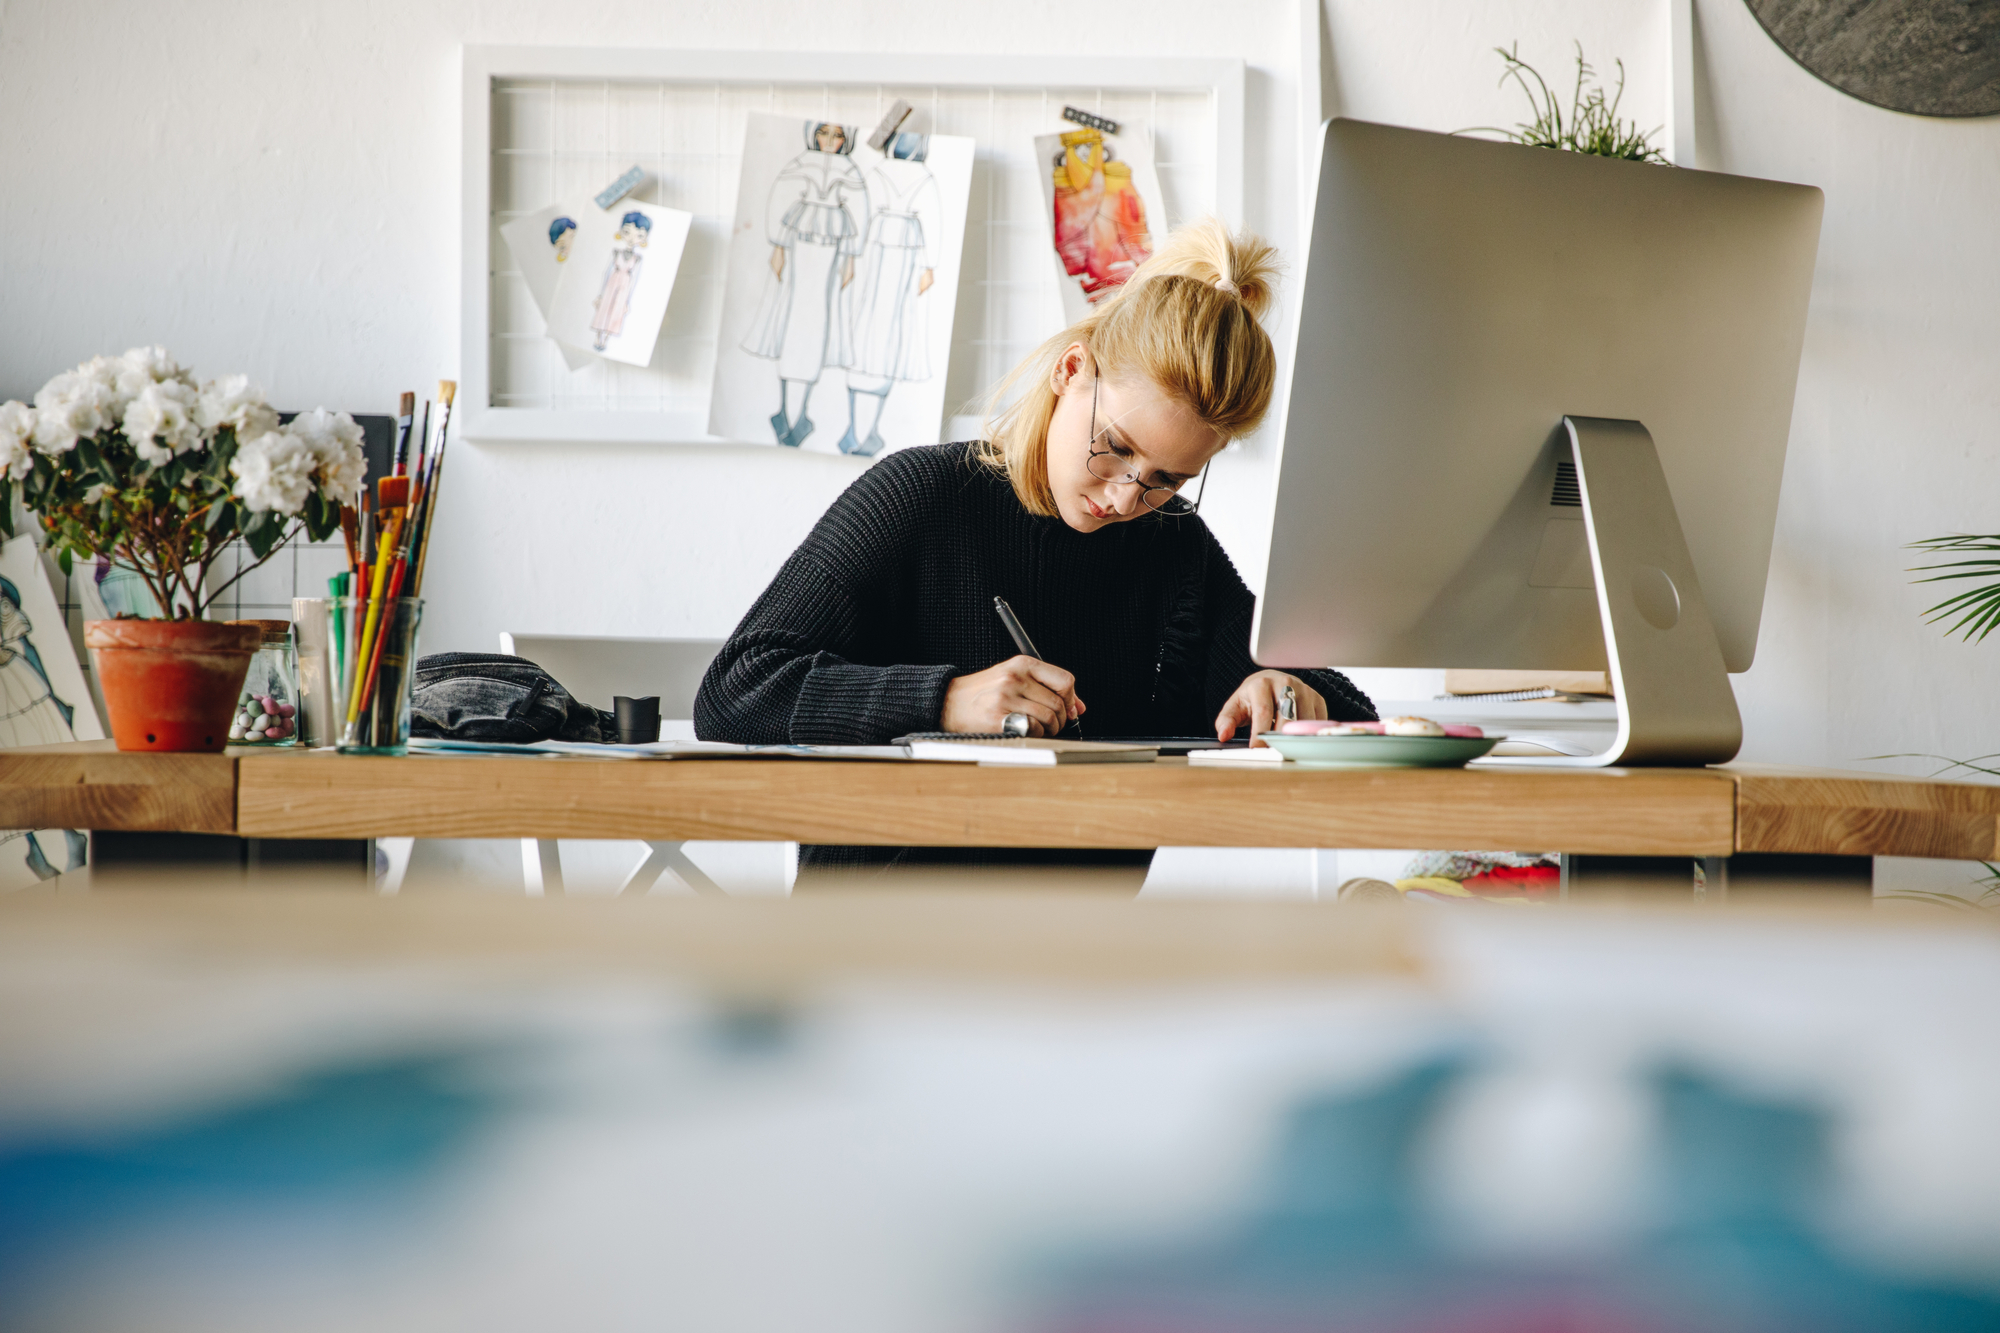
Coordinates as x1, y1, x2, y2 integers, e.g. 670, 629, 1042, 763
992, 596, 1081, 736
992, 595, 1040, 659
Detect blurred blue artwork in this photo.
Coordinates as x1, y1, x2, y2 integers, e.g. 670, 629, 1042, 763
1018, 1060, 2000, 1333
0, 1051, 502, 1304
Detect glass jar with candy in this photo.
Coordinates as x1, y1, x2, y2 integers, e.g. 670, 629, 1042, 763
227, 619, 300, 746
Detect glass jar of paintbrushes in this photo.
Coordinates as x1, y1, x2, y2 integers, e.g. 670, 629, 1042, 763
331, 595, 423, 753
326, 379, 453, 755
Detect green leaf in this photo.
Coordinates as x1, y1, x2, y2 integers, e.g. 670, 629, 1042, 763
206, 429, 238, 481
57, 547, 71, 575
205, 499, 233, 533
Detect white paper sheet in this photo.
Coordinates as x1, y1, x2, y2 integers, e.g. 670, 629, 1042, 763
544, 200, 694, 368
1034, 121, 1167, 325
708, 114, 974, 459
497, 202, 596, 373
0, 535, 103, 889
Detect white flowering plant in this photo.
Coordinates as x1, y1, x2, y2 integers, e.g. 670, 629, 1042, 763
0, 348, 364, 619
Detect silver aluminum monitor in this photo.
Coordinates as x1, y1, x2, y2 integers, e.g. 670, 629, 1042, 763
1255, 119, 1822, 693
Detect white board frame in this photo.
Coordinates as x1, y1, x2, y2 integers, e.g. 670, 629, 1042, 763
460, 45, 1245, 445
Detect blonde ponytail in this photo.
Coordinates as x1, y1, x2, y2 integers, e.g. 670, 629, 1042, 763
976, 217, 1282, 516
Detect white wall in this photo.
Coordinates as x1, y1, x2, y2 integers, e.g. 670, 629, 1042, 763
5, 0, 1996, 788
0, 0, 1306, 661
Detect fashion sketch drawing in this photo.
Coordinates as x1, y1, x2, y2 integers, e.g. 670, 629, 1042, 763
0, 572, 86, 880
837, 130, 943, 457
1052, 126, 1153, 305
590, 210, 652, 352
741, 121, 869, 449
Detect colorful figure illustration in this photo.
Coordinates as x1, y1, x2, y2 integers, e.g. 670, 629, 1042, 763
742, 121, 869, 448
589, 211, 652, 352
836, 131, 943, 458
0, 573, 86, 882
1051, 127, 1153, 304
549, 215, 577, 263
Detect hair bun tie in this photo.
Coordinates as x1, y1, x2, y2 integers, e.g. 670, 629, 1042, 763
1214, 277, 1240, 296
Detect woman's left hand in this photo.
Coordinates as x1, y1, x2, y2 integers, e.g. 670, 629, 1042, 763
1215, 671, 1326, 746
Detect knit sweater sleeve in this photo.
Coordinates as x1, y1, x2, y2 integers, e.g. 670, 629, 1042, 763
1197, 529, 1378, 725
693, 457, 958, 745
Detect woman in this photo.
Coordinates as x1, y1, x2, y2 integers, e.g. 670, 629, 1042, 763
696, 218, 1375, 877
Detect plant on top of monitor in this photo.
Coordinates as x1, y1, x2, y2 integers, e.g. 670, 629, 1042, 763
1461, 42, 1669, 165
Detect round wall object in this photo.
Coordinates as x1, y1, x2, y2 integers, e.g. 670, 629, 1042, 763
1745, 0, 2000, 117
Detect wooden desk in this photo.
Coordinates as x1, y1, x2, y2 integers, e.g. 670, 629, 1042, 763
3, 741, 1998, 861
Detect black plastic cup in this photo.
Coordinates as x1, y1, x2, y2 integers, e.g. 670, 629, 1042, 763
613, 695, 661, 745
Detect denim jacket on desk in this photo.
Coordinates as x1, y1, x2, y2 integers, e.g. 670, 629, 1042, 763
410, 652, 616, 744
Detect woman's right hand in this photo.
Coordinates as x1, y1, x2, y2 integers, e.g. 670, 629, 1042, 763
941, 656, 1085, 737
769, 245, 785, 279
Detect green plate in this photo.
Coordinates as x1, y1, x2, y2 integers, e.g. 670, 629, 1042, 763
1259, 732, 1500, 769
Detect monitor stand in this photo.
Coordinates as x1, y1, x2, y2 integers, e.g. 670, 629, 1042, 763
1482, 416, 1742, 768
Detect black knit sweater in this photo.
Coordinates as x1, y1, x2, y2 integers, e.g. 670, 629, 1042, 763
694, 443, 1375, 745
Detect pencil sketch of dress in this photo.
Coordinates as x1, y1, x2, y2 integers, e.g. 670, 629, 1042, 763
741, 121, 868, 448
836, 131, 943, 457
0, 575, 85, 881
590, 211, 653, 352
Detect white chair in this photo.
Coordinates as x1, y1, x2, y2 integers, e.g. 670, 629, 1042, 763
499, 632, 743, 897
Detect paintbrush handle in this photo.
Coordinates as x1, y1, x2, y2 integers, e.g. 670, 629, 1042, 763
355, 558, 409, 720
344, 522, 403, 728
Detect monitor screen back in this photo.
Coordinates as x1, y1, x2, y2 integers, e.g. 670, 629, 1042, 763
1254, 119, 1822, 674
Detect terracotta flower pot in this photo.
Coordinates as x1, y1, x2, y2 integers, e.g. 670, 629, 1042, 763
85, 619, 263, 753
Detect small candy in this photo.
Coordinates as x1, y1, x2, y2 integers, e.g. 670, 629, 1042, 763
228, 724, 245, 740
252, 714, 271, 731
275, 720, 295, 737
277, 703, 296, 718
263, 727, 282, 739
260, 695, 278, 714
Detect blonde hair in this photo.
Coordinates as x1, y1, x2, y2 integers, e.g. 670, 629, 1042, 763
976, 217, 1281, 516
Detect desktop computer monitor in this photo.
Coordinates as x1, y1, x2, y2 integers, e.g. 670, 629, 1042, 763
1254, 118, 1823, 765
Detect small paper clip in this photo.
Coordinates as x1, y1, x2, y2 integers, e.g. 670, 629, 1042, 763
867, 99, 915, 152
1061, 105, 1120, 136
594, 165, 647, 211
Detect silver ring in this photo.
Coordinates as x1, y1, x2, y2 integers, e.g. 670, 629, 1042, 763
1001, 712, 1030, 738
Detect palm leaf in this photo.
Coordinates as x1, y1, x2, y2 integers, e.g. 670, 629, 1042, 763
1908, 535, 2000, 640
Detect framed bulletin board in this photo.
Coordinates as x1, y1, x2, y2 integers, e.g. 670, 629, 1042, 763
460, 46, 1244, 445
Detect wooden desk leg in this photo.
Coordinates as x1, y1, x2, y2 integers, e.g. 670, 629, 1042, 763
1561, 853, 1873, 902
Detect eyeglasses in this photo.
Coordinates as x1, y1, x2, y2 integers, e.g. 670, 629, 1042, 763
1084, 376, 1208, 515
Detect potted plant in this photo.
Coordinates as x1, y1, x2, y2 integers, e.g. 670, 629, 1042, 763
0, 347, 364, 751
1462, 42, 1670, 164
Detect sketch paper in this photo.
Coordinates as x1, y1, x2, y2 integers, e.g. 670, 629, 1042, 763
0, 536, 102, 888
544, 201, 694, 368
498, 202, 595, 372
708, 113, 974, 459
1035, 121, 1166, 324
